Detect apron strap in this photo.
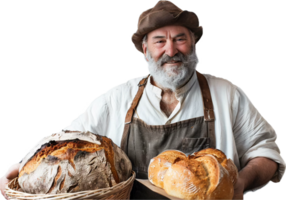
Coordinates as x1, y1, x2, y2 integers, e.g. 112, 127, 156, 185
121, 75, 150, 151
196, 71, 216, 148
121, 72, 216, 150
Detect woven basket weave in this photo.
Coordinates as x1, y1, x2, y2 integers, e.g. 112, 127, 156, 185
5, 171, 136, 200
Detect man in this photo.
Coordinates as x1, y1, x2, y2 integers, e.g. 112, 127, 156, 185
0, 1, 285, 199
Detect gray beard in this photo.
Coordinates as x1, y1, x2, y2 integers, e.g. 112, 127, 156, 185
146, 49, 198, 91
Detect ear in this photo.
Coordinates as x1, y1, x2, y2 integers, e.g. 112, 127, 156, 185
142, 43, 149, 61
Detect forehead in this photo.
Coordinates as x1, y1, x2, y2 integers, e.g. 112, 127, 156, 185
147, 25, 190, 39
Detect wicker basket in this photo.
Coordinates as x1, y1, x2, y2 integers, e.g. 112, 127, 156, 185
5, 171, 136, 200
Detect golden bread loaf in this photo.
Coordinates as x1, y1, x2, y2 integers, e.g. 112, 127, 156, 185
18, 131, 132, 194
148, 148, 238, 200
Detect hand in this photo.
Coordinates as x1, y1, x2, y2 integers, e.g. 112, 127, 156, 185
0, 163, 20, 200
233, 176, 245, 200
0, 176, 10, 200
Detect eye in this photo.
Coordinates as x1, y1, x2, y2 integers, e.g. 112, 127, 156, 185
156, 40, 165, 44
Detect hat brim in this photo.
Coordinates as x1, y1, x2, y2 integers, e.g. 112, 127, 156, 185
132, 10, 203, 53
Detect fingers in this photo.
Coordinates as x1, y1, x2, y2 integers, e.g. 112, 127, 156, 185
1, 163, 20, 200
0, 177, 10, 200
1, 190, 10, 200
5, 163, 20, 180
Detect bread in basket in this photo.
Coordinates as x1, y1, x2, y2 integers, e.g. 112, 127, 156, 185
5, 130, 135, 200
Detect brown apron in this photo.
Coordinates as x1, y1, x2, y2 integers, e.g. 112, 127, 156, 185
120, 71, 216, 199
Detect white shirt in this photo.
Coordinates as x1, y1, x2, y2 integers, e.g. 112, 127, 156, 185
65, 72, 285, 183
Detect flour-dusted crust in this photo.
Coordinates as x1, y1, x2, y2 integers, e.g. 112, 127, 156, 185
148, 148, 237, 199
163, 157, 208, 200
19, 131, 101, 172
18, 131, 132, 194
148, 150, 186, 188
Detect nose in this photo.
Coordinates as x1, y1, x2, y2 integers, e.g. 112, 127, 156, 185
164, 40, 178, 57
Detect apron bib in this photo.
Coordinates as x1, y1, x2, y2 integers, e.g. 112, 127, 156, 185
121, 71, 216, 199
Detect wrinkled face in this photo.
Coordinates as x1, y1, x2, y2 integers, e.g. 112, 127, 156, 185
143, 25, 193, 64
142, 25, 198, 91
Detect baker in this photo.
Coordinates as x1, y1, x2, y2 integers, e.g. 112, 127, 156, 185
1, 1, 285, 199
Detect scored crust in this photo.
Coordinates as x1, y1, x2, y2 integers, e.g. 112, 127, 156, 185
148, 150, 186, 188
195, 155, 221, 196
19, 141, 103, 177
19, 139, 120, 183
194, 148, 238, 184
193, 148, 227, 163
18, 132, 132, 194
148, 148, 237, 199
163, 157, 208, 200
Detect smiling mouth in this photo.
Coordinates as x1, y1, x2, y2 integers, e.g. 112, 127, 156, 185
163, 60, 182, 65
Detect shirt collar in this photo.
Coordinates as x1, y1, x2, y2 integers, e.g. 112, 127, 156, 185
149, 79, 162, 99
146, 71, 197, 101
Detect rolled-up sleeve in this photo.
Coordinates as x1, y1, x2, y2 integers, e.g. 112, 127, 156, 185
232, 86, 285, 182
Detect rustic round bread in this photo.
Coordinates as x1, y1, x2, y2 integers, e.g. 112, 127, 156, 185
148, 148, 238, 200
18, 131, 132, 194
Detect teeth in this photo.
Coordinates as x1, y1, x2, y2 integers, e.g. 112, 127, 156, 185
166, 61, 179, 63
167, 61, 176, 63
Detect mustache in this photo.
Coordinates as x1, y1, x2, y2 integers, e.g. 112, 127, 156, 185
158, 52, 189, 66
